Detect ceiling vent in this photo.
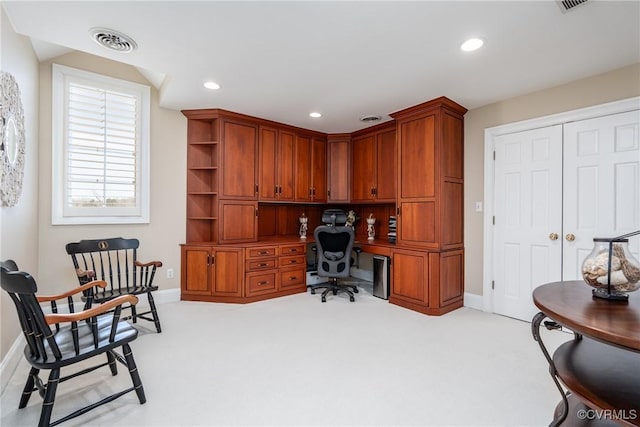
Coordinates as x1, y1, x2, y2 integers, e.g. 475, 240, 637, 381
89, 28, 137, 53
360, 115, 382, 123
557, 0, 589, 13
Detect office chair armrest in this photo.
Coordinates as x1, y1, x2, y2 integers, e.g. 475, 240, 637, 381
135, 260, 163, 268
36, 280, 108, 303
44, 294, 139, 325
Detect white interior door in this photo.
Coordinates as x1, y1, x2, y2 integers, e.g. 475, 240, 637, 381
563, 110, 640, 276
493, 125, 563, 321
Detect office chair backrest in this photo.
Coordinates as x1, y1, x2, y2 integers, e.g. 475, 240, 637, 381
321, 209, 347, 226
314, 222, 355, 279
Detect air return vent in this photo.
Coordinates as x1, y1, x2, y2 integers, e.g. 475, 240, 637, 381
360, 115, 382, 123
89, 28, 137, 53
557, 0, 589, 13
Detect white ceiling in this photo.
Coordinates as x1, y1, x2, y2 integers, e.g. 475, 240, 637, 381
3, 1, 639, 133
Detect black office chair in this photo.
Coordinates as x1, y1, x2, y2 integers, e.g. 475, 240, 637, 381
310, 209, 359, 302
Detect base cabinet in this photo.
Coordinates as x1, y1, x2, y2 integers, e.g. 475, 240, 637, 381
181, 245, 244, 301
181, 242, 307, 303
389, 248, 464, 315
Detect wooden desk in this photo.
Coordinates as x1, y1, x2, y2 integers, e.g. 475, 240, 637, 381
532, 281, 640, 426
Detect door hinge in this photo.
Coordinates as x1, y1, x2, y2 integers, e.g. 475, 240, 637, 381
492, 280, 495, 290
255, 208, 259, 217
493, 216, 495, 225
493, 151, 496, 161
255, 184, 259, 194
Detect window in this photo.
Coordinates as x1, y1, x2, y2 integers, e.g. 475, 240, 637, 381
52, 64, 150, 224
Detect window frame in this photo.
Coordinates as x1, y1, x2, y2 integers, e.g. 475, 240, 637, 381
52, 64, 151, 225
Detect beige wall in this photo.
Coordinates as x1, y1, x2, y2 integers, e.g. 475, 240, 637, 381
0, 7, 40, 361
37, 52, 187, 298
464, 63, 640, 296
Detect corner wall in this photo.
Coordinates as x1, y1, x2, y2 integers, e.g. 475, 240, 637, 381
0, 6, 40, 362
463, 63, 640, 296
37, 51, 187, 296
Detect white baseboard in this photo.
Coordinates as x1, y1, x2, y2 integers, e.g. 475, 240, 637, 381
0, 334, 25, 396
0, 287, 180, 396
464, 292, 483, 310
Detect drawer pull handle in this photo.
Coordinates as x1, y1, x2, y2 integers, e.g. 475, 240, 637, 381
258, 263, 268, 267
289, 260, 297, 264
288, 276, 297, 281
257, 281, 269, 286
258, 251, 269, 255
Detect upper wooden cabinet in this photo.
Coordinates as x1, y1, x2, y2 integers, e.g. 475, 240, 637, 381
351, 122, 396, 203
327, 134, 351, 203
221, 120, 258, 200
259, 127, 295, 201
294, 135, 327, 203
390, 97, 466, 250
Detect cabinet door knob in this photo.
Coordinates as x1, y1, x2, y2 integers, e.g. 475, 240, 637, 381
566, 233, 576, 242
549, 233, 559, 241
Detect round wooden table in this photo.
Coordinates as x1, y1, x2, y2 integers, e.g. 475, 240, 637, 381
532, 281, 640, 426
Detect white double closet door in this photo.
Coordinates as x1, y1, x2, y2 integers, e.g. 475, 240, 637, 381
493, 110, 640, 321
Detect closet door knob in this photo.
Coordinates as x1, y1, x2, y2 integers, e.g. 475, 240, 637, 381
549, 233, 558, 241
566, 233, 576, 242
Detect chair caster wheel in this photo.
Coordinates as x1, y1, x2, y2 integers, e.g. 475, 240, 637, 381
350, 296, 355, 302
321, 296, 327, 303
332, 289, 338, 295
310, 289, 316, 294
353, 288, 359, 293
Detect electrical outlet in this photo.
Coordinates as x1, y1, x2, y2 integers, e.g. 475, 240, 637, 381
166, 268, 174, 279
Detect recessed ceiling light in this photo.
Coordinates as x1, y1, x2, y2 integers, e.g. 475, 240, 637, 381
460, 37, 484, 52
203, 81, 221, 90
309, 112, 322, 118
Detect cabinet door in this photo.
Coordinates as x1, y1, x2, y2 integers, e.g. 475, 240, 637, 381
219, 201, 258, 243
327, 139, 350, 202
181, 246, 212, 296
222, 121, 257, 199
376, 129, 396, 202
397, 114, 437, 248
211, 248, 244, 297
278, 131, 296, 201
294, 135, 312, 201
258, 126, 278, 201
391, 249, 429, 305
311, 137, 327, 202
352, 135, 376, 201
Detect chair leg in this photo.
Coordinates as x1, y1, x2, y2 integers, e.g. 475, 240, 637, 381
19, 367, 39, 408
147, 292, 162, 333
38, 368, 60, 427
106, 351, 118, 376
130, 303, 138, 324
122, 343, 146, 404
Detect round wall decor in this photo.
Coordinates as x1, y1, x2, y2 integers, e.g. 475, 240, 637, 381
0, 71, 26, 207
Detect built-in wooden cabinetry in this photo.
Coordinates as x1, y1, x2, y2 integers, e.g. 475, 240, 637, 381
181, 97, 466, 314
351, 122, 396, 203
391, 97, 465, 251
294, 136, 327, 203
327, 134, 351, 203
259, 127, 295, 201
389, 97, 467, 315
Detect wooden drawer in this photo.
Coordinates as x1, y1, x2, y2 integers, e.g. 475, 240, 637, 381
247, 246, 277, 258
279, 268, 306, 290
246, 271, 277, 295
279, 255, 305, 268
246, 258, 277, 271
279, 244, 305, 256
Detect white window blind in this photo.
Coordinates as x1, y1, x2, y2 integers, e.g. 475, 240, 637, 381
67, 83, 137, 209
52, 64, 150, 224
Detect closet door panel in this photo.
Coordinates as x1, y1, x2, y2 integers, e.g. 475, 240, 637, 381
563, 110, 640, 279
